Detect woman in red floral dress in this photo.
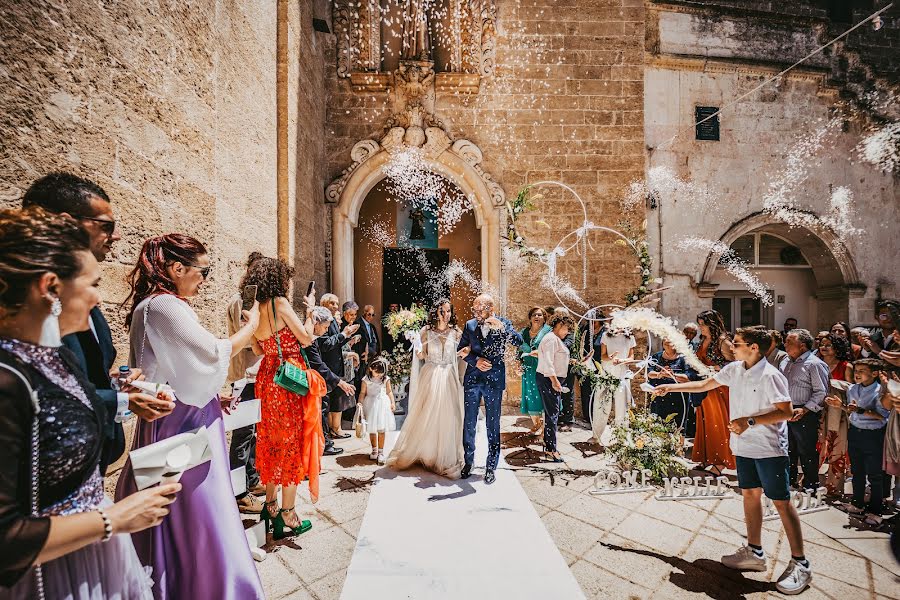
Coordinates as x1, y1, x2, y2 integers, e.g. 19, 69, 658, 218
244, 257, 330, 538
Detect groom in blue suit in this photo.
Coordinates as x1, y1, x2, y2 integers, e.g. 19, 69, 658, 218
457, 294, 523, 484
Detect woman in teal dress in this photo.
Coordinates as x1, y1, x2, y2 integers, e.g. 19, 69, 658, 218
519, 307, 550, 434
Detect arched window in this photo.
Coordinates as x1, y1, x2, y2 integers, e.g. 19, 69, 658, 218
723, 233, 810, 267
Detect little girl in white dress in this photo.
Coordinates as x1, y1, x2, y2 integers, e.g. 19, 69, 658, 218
358, 358, 396, 464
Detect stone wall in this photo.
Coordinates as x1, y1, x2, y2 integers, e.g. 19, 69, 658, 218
0, 1, 329, 358
646, 4, 899, 330
324, 0, 647, 328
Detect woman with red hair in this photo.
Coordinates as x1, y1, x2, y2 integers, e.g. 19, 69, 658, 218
115, 234, 264, 599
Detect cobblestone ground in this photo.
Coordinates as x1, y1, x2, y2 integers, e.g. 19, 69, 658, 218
103, 416, 899, 599
244, 415, 898, 599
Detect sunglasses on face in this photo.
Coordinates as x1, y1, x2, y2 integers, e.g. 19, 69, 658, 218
188, 264, 211, 279
78, 215, 116, 236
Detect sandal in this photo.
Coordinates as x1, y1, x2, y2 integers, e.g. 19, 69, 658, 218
273, 507, 312, 540
260, 499, 280, 531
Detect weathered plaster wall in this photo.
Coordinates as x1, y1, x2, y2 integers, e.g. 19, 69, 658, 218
647, 7, 899, 330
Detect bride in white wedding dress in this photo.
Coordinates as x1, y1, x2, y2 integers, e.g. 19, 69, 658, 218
386, 298, 467, 479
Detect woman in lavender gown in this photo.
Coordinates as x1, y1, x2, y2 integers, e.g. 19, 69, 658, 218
0, 208, 179, 600
115, 234, 264, 600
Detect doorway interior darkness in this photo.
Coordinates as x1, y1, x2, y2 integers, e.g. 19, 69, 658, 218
382, 247, 450, 311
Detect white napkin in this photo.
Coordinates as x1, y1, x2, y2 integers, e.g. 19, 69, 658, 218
129, 426, 212, 490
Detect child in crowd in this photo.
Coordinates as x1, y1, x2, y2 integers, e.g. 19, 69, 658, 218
826, 358, 890, 525
358, 358, 396, 465
654, 327, 811, 595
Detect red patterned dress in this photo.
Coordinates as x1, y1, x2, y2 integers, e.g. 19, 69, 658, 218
255, 327, 327, 502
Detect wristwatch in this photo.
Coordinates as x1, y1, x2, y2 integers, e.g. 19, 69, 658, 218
746, 417, 756, 427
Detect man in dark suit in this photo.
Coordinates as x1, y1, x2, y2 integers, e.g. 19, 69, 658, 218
457, 293, 523, 484
359, 304, 381, 359
316, 294, 358, 454
23, 172, 173, 474
577, 318, 605, 426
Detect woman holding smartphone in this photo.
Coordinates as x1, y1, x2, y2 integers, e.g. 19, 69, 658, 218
243, 256, 330, 538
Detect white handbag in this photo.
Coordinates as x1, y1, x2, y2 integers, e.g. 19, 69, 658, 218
129, 426, 213, 490
353, 404, 367, 438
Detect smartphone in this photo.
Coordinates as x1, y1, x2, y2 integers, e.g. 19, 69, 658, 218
241, 285, 258, 311
306, 281, 316, 297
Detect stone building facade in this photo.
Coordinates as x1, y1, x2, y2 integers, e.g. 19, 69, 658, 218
0, 1, 330, 351
646, 0, 899, 332
325, 0, 647, 325
0, 0, 897, 359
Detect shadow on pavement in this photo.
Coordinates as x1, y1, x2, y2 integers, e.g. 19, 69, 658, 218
600, 542, 776, 600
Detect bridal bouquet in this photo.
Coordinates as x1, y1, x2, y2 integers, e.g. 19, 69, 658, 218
605, 410, 686, 483
380, 304, 427, 383
382, 304, 427, 342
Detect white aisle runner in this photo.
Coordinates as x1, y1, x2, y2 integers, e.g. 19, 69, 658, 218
340, 419, 586, 599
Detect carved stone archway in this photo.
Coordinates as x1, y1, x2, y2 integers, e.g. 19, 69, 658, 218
697, 211, 866, 328
327, 125, 505, 304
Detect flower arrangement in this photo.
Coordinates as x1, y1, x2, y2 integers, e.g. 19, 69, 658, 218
381, 346, 414, 384
505, 186, 549, 261
606, 410, 686, 482
380, 304, 427, 384
382, 304, 427, 342
625, 240, 655, 306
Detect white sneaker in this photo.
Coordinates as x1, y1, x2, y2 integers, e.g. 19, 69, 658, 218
369, 449, 378, 460
775, 559, 812, 595
720, 545, 766, 571
377, 451, 386, 465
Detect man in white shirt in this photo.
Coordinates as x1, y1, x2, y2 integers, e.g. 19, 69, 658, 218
653, 326, 811, 595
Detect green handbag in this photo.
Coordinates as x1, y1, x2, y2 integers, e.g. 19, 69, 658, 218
271, 298, 311, 396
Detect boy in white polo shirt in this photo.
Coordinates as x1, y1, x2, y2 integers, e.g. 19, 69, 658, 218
654, 326, 810, 595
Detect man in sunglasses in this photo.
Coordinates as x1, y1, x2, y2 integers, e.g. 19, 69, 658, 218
22, 172, 175, 474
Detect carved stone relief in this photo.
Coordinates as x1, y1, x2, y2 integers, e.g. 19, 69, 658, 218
333, 0, 496, 84
325, 118, 503, 209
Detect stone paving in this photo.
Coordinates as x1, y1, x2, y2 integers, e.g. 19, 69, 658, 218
255, 416, 899, 600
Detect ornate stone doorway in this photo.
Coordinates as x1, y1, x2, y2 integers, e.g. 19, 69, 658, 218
352, 176, 482, 325
327, 123, 504, 307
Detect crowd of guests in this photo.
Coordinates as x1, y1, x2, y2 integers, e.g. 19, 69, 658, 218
1, 171, 897, 599
521, 303, 900, 530
0, 172, 393, 599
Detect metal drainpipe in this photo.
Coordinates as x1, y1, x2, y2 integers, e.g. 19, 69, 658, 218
276, 0, 289, 260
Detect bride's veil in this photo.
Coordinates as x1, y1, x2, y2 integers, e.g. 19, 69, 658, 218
405, 326, 428, 420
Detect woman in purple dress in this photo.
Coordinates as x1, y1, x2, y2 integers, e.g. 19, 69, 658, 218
0, 207, 179, 600
115, 234, 264, 600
